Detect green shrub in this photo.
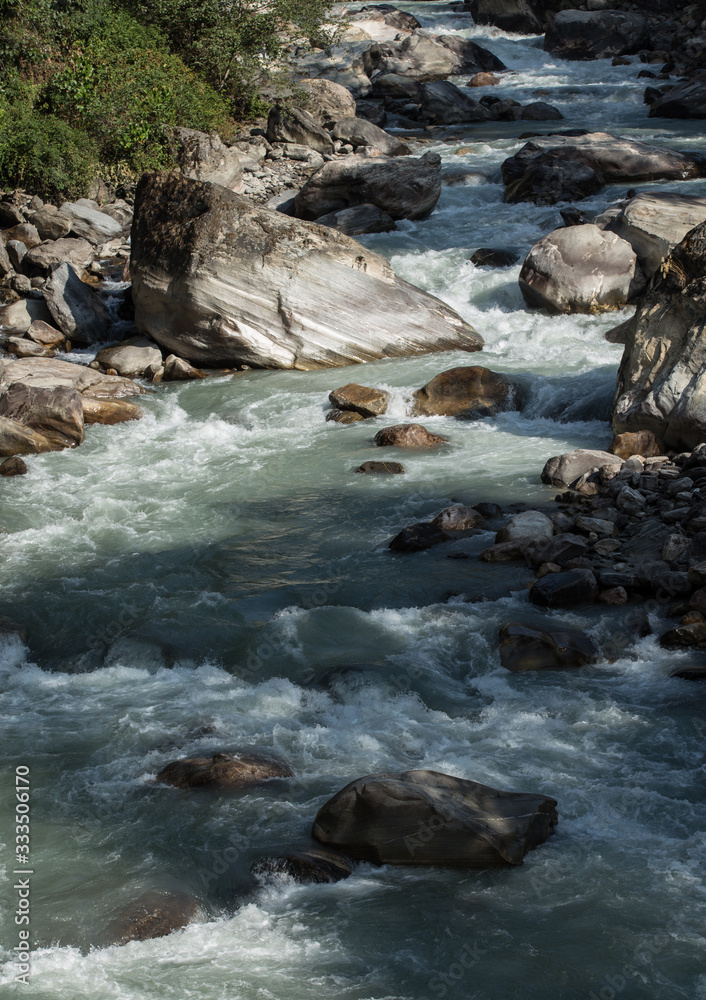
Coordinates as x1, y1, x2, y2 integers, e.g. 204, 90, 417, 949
0, 85, 98, 198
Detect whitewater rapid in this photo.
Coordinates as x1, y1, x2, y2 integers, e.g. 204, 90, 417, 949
1, 4, 706, 999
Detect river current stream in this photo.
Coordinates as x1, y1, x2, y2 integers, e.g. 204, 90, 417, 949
1, 4, 706, 999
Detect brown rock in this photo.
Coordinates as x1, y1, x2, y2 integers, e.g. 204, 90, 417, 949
659, 622, 706, 649
0, 455, 28, 475
0, 416, 53, 456
0, 357, 145, 399
412, 366, 518, 419
432, 504, 484, 531
163, 355, 206, 381
81, 398, 143, 425
598, 586, 628, 605
329, 383, 389, 418
498, 622, 598, 671
156, 751, 294, 789
0, 382, 84, 449
25, 320, 65, 349
480, 540, 528, 562
326, 409, 364, 424
609, 430, 663, 459
468, 72, 500, 87
103, 891, 199, 946
374, 423, 447, 448
5, 337, 54, 359
389, 522, 451, 552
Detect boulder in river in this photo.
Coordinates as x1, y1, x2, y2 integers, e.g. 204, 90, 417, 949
496, 510, 553, 545
314, 204, 396, 236
502, 132, 706, 205
389, 522, 451, 552
432, 504, 484, 531
601, 191, 706, 278
499, 623, 598, 671
467, 0, 542, 34
0, 416, 53, 457
312, 769, 558, 866
355, 460, 405, 473
131, 173, 482, 369
412, 366, 519, 419
294, 152, 442, 222
374, 32, 504, 82
44, 263, 111, 345
375, 423, 448, 448
419, 81, 496, 125
81, 397, 143, 425
612, 221, 706, 451
329, 383, 389, 418
156, 751, 294, 789
544, 10, 649, 61
519, 225, 638, 313
470, 248, 519, 268
0, 455, 28, 475
649, 80, 706, 119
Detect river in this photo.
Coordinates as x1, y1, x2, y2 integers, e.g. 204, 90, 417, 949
1, 4, 705, 998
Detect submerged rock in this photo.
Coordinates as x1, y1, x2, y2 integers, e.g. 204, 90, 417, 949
252, 848, 353, 884
375, 423, 448, 448
519, 225, 637, 313
412, 366, 519, 419
470, 248, 519, 268
355, 460, 405, 473
499, 623, 598, 671
312, 769, 558, 866
131, 173, 482, 369
156, 751, 294, 789
103, 891, 199, 946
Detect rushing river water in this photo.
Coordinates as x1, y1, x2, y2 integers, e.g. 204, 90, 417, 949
2, 5, 706, 999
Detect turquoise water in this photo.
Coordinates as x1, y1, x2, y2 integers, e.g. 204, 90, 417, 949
1, 5, 705, 998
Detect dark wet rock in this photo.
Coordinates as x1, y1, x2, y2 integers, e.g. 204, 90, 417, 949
312, 769, 558, 867
103, 891, 199, 946
412, 366, 519, 420
252, 848, 353, 884
544, 10, 649, 61
0, 455, 28, 475
355, 460, 405, 473
480, 540, 529, 562
419, 80, 496, 125
525, 533, 589, 568
432, 504, 484, 531
498, 622, 598, 671
541, 449, 622, 487
131, 173, 482, 369
389, 522, 451, 552
598, 585, 628, 605
650, 80, 706, 119
294, 151, 443, 222
612, 221, 706, 451
470, 248, 519, 268
669, 663, 706, 680
156, 751, 294, 789
466, 0, 542, 34
519, 225, 637, 313
502, 132, 705, 206
475, 501, 503, 519
659, 623, 706, 649
314, 203, 397, 235
374, 423, 448, 448
529, 568, 599, 607
329, 383, 389, 418
560, 206, 591, 226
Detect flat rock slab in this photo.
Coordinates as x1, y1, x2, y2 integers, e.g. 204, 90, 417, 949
329, 382, 389, 417
312, 769, 558, 866
0, 357, 146, 399
130, 173, 482, 369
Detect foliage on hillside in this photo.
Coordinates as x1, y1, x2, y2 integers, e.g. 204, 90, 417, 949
0, 0, 330, 197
